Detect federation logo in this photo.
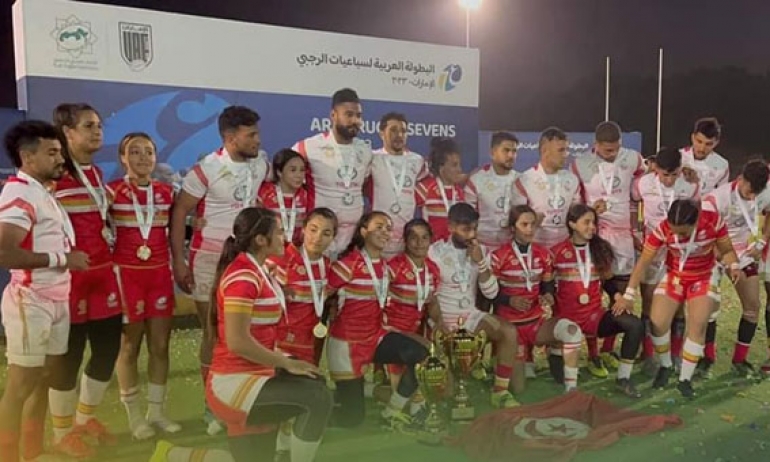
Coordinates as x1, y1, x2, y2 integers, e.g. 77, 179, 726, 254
50, 15, 98, 58
119, 22, 153, 71
438, 64, 463, 92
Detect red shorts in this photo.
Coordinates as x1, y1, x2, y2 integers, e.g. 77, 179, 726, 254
327, 335, 381, 381
654, 273, 717, 304
560, 309, 605, 338
513, 318, 546, 361
115, 265, 175, 324
205, 373, 276, 437
69, 263, 121, 324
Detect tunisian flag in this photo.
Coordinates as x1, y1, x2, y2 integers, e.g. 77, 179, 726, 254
453, 391, 682, 462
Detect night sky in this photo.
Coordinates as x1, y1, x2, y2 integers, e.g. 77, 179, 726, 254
2, 0, 769, 156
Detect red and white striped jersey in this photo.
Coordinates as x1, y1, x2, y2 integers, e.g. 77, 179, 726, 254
415, 175, 465, 241
107, 179, 173, 267
211, 252, 283, 376
183, 148, 270, 254
0, 172, 73, 300
490, 242, 553, 324
273, 244, 330, 335
54, 165, 111, 266
257, 182, 311, 248
511, 164, 582, 248
464, 164, 519, 250
551, 239, 603, 326
327, 249, 387, 342
385, 253, 440, 333
644, 210, 728, 282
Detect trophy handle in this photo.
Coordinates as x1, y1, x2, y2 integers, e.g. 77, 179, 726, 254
475, 330, 488, 360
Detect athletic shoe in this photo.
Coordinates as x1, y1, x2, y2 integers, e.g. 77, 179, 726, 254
149, 415, 182, 434
149, 440, 174, 462
525, 362, 537, 379
587, 357, 609, 378
130, 418, 156, 441
53, 430, 95, 459
694, 358, 714, 380
677, 380, 696, 399
732, 361, 756, 379
79, 418, 117, 446
652, 366, 673, 389
490, 391, 520, 409
600, 352, 621, 370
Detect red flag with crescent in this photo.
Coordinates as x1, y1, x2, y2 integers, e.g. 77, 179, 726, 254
453, 391, 682, 462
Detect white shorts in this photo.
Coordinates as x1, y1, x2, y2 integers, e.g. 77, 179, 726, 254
1, 285, 69, 367
602, 229, 635, 276
209, 372, 270, 415
641, 248, 666, 285
191, 250, 220, 303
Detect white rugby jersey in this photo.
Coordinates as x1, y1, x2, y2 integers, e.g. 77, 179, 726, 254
183, 148, 270, 254
680, 147, 729, 195
571, 148, 645, 233
632, 172, 700, 234
0, 172, 73, 301
428, 239, 488, 319
293, 132, 373, 228
511, 164, 581, 248
702, 180, 770, 266
368, 148, 427, 254
464, 164, 518, 250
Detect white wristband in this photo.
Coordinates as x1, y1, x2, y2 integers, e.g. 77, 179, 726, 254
623, 293, 635, 301
625, 287, 637, 295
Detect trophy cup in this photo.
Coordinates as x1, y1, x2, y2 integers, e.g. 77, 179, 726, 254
415, 342, 449, 445
447, 319, 486, 421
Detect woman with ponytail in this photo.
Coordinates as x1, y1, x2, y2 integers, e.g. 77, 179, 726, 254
615, 199, 742, 399
326, 212, 429, 429
204, 207, 332, 462
552, 204, 644, 398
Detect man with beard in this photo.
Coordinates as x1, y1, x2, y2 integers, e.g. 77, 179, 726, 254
0, 121, 88, 462
293, 88, 373, 259
464, 131, 520, 251
367, 112, 426, 258
511, 127, 582, 249
170, 106, 269, 435
571, 122, 646, 378
680, 117, 730, 378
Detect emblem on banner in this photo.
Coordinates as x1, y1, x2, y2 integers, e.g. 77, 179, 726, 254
50, 15, 98, 58
119, 22, 153, 71
438, 64, 463, 92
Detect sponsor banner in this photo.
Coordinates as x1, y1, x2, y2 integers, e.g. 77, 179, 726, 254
13, 0, 479, 108
20, 77, 479, 180
477, 130, 643, 172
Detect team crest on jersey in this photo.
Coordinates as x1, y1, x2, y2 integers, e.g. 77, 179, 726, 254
296, 266, 307, 276
156, 296, 168, 310
562, 250, 573, 259
548, 196, 566, 209
108, 292, 119, 308
233, 183, 248, 201
155, 193, 164, 202
322, 146, 335, 158
135, 301, 145, 315
405, 271, 415, 280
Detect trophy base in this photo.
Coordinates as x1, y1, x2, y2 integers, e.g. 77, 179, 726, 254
417, 428, 447, 446
451, 406, 476, 421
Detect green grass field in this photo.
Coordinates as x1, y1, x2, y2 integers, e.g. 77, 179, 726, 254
2, 283, 770, 462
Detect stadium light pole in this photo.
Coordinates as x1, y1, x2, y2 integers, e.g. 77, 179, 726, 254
459, 0, 482, 48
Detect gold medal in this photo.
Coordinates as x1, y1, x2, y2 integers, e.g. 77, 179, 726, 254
312, 322, 328, 338
136, 244, 152, 261
579, 293, 589, 305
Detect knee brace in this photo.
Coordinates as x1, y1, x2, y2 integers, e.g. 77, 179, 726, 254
554, 319, 582, 344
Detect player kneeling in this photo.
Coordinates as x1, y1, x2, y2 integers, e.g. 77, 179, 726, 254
490, 205, 583, 393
